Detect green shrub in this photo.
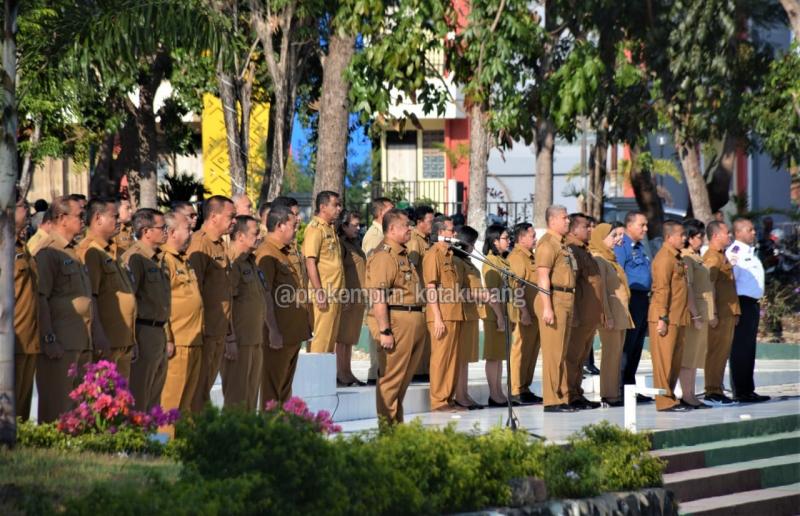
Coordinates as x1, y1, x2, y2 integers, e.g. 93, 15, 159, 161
17, 419, 167, 456
542, 443, 602, 498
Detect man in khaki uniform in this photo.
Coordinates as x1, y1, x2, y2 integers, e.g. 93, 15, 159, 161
508, 222, 541, 405
114, 198, 134, 258
565, 214, 603, 410
14, 197, 39, 421
160, 212, 204, 423
223, 215, 275, 410
366, 209, 426, 424
35, 197, 93, 423
303, 190, 344, 353
172, 201, 199, 231
256, 204, 312, 403
27, 210, 52, 256
703, 220, 740, 405
423, 216, 465, 412
534, 205, 578, 413
648, 221, 692, 412
77, 198, 136, 377
122, 208, 171, 410
187, 195, 236, 412
407, 205, 434, 381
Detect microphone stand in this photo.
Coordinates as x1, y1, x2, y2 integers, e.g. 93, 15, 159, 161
448, 242, 549, 434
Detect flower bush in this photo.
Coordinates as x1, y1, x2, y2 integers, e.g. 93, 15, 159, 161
57, 360, 179, 436
263, 396, 341, 435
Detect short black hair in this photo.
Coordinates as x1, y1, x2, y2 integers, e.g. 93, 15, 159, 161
568, 212, 588, 232
202, 195, 233, 219
266, 204, 293, 232
663, 220, 683, 238
483, 224, 508, 256
706, 220, 727, 240
382, 208, 408, 234
455, 225, 478, 246
67, 193, 87, 203
231, 215, 258, 240
371, 197, 393, 218
171, 200, 194, 212
430, 215, 453, 238
315, 191, 339, 213
413, 204, 434, 223
624, 210, 645, 227
513, 222, 533, 241
337, 210, 361, 236
34, 199, 48, 212
258, 202, 271, 219
86, 197, 115, 225
271, 196, 298, 209
683, 218, 705, 240
132, 208, 162, 239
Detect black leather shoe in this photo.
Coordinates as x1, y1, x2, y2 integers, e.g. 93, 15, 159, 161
735, 392, 771, 403
518, 392, 542, 404
366, 378, 378, 386
544, 404, 578, 413
412, 374, 430, 383
488, 397, 519, 407
636, 394, 654, 403
582, 364, 601, 376
601, 398, 624, 407
570, 397, 601, 410
681, 399, 711, 410
661, 404, 692, 412
704, 393, 736, 405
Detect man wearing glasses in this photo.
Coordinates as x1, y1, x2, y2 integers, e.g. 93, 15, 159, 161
172, 201, 199, 230
122, 208, 172, 410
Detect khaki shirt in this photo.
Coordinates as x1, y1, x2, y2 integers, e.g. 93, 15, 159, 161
122, 242, 171, 323
422, 244, 463, 322
406, 228, 429, 275
14, 240, 40, 354
507, 245, 537, 322
362, 220, 384, 256
682, 249, 715, 321
482, 252, 513, 322
365, 239, 423, 309
26, 227, 49, 256
256, 235, 312, 344
342, 238, 366, 307
592, 254, 634, 330
648, 242, 690, 326
231, 250, 268, 347
77, 232, 137, 348
567, 235, 604, 328
187, 228, 232, 338
36, 232, 92, 351
162, 244, 203, 347
455, 254, 482, 321
302, 215, 344, 292
535, 230, 577, 291
703, 247, 741, 318
114, 222, 135, 259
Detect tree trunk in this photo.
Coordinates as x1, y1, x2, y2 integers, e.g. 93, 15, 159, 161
217, 68, 246, 196
18, 119, 40, 199
90, 133, 116, 198
467, 103, 489, 237
676, 133, 713, 224
588, 126, 608, 221
628, 143, 665, 239
780, 0, 800, 41
533, 117, 555, 228
314, 32, 355, 198
238, 68, 253, 196
705, 132, 737, 213
263, 88, 288, 202
0, 0, 19, 447
133, 84, 159, 209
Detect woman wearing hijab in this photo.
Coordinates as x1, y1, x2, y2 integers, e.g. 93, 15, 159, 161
480, 224, 515, 407
680, 219, 713, 409
589, 222, 635, 407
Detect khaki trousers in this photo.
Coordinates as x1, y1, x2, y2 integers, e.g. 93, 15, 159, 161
536, 296, 573, 407
105, 346, 133, 380
375, 311, 426, 424
130, 325, 168, 411
414, 331, 431, 376
428, 320, 462, 410
36, 351, 89, 423
705, 316, 736, 395
598, 329, 625, 401
222, 345, 263, 410
261, 342, 301, 405
191, 335, 224, 413
510, 319, 540, 395
649, 323, 686, 410
160, 345, 203, 435
308, 302, 342, 353
565, 324, 596, 402
15, 353, 37, 422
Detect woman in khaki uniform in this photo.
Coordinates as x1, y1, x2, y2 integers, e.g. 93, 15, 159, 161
453, 225, 483, 410
481, 224, 513, 407
680, 220, 714, 408
589, 223, 633, 407
336, 211, 367, 386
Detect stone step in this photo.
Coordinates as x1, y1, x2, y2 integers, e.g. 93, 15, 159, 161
651, 413, 800, 450
678, 482, 800, 516
663, 454, 800, 503
654, 431, 800, 474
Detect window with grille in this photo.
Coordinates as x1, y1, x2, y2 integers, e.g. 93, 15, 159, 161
422, 130, 445, 179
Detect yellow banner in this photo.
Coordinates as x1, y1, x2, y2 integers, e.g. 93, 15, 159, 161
201, 93, 270, 201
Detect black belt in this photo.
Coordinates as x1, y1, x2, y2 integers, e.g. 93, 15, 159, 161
388, 305, 424, 312
136, 318, 167, 327
551, 285, 575, 294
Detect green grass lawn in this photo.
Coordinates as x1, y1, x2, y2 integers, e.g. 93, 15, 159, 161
0, 447, 179, 514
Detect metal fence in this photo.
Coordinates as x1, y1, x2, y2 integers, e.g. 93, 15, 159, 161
352, 199, 534, 227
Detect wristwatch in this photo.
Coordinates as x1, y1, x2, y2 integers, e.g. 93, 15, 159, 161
659, 316, 669, 324
44, 333, 56, 344
379, 328, 393, 336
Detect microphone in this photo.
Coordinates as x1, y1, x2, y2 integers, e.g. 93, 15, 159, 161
437, 235, 464, 244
